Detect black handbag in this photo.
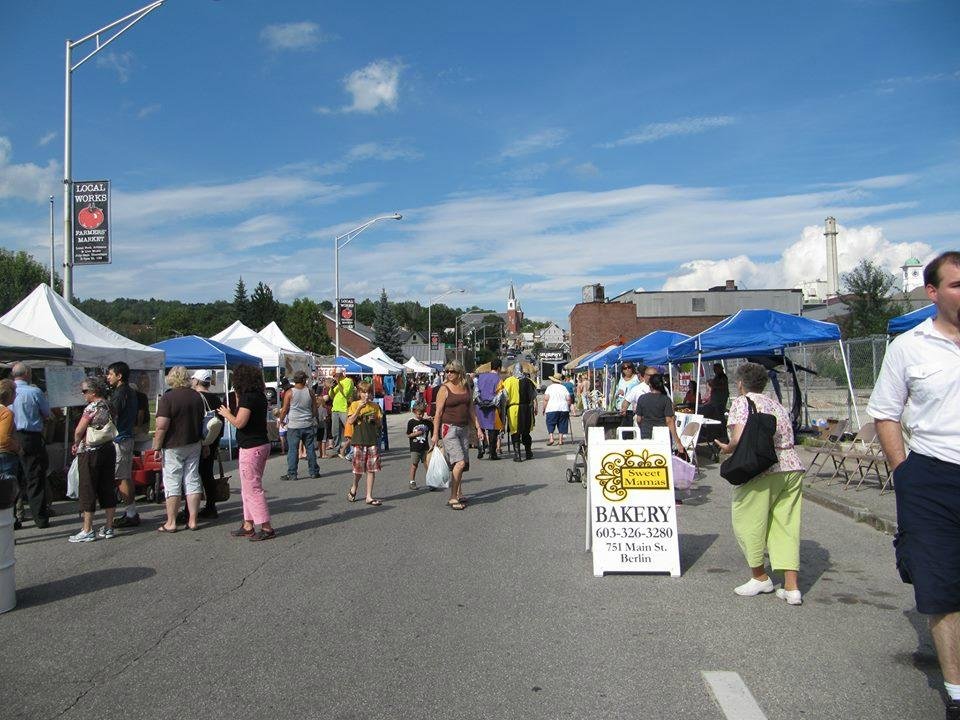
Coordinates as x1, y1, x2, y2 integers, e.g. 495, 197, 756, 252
720, 397, 779, 485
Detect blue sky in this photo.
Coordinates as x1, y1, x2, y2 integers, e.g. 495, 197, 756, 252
2, 0, 958, 328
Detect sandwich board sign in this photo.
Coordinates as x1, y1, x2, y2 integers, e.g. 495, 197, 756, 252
586, 426, 681, 577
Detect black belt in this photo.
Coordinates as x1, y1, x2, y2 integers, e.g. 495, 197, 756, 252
16, 430, 42, 435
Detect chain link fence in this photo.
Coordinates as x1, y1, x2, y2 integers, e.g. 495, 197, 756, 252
780, 335, 888, 431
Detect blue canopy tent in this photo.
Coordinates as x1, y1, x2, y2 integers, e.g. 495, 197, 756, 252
331, 356, 373, 374
152, 336, 263, 369
619, 330, 690, 366
887, 304, 935, 335
586, 344, 621, 369
666, 309, 858, 426
152, 336, 264, 457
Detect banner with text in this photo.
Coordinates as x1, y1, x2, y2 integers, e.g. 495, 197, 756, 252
72, 180, 111, 265
338, 298, 355, 329
430, 332, 440, 350
586, 427, 681, 577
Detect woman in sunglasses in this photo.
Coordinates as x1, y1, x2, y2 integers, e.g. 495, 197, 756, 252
68, 376, 117, 543
432, 361, 482, 510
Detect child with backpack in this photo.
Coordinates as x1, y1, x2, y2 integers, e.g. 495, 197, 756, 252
406, 402, 434, 490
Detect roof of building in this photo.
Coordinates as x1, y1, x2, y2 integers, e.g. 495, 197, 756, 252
902, 257, 923, 267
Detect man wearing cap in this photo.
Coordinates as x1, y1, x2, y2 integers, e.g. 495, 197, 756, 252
107, 361, 141, 527
329, 369, 355, 459
541, 374, 572, 447
191, 370, 225, 518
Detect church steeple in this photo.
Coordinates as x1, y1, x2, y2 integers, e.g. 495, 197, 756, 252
506, 282, 522, 334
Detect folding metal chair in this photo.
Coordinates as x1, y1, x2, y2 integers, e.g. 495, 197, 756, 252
804, 419, 849, 482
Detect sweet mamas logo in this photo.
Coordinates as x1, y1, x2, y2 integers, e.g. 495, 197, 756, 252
595, 449, 670, 501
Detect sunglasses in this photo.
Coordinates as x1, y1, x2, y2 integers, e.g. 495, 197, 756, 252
80, 388, 92, 394
445, 369, 457, 374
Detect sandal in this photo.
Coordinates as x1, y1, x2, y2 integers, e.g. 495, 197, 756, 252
249, 528, 276, 542
157, 525, 177, 534
448, 500, 466, 511
546, 439, 554, 446
230, 526, 255, 538
365, 499, 383, 506
347, 489, 358, 502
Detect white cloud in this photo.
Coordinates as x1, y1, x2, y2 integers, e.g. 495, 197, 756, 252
37, 132, 56, 147
499, 128, 568, 160
662, 222, 935, 291
0, 137, 59, 202
601, 115, 735, 148
95, 51, 135, 83
572, 162, 600, 179
341, 60, 402, 114
260, 22, 328, 51
138, 104, 161, 119
231, 213, 295, 249
277, 274, 311, 299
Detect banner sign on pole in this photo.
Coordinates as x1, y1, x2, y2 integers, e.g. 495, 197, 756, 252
456, 339, 463, 351
338, 298, 355, 329
72, 180, 110, 265
430, 332, 440, 350
586, 427, 681, 577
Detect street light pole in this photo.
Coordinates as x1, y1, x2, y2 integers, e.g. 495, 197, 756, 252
333, 213, 402, 358
426, 289, 465, 366
63, 0, 166, 303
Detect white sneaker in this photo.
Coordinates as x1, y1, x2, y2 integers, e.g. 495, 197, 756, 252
775, 588, 803, 605
68, 529, 96, 543
97, 526, 115, 540
734, 577, 775, 596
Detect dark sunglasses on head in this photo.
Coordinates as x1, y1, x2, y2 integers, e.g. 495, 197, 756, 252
81, 388, 92, 393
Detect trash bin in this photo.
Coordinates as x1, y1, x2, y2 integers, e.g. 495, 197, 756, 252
0, 507, 15, 613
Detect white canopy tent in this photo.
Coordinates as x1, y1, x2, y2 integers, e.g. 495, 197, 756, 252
259, 321, 306, 353
356, 347, 405, 375
403, 356, 434, 374
211, 320, 313, 374
1, 284, 164, 370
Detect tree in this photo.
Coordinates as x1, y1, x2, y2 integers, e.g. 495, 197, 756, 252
355, 298, 377, 327
373, 288, 404, 362
233, 277, 250, 323
840, 259, 906, 338
247, 281, 283, 330
284, 298, 332, 354
0, 249, 61, 315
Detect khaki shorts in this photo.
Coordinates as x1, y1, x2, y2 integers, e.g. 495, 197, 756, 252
114, 438, 135, 480
440, 424, 469, 466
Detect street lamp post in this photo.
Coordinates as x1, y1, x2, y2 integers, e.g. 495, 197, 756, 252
63, 0, 166, 303
427, 289, 465, 366
333, 213, 402, 358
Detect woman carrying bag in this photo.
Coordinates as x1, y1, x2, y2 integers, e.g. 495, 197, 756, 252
69, 376, 118, 543
432, 361, 482, 510
715, 362, 805, 605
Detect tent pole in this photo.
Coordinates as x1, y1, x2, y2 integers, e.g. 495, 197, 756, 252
837, 339, 861, 429
224, 362, 232, 460
693, 354, 702, 414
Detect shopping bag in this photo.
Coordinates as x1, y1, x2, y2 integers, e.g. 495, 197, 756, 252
425, 444, 452, 489
66, 456, 80, 499
671, 455, 696, 491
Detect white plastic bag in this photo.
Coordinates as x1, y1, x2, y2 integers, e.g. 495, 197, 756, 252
671, 455, 696, 491
425, 445, 452, 489
66, 456, 80, 499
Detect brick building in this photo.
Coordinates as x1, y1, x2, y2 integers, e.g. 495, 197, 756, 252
569, 282, 803, 359
322, 312, 375, 358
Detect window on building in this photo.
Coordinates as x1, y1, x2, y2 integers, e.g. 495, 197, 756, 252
691, 297, 706, 312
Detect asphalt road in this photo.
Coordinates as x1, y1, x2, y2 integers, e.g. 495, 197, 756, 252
0, 414, 945, 720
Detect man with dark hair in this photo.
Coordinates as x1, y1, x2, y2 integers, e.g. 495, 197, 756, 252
107, 361, 141, 527
869, 250, 960, 720
11, 362, 51, 529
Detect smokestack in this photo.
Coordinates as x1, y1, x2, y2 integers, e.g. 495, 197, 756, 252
824, 217, 839, 298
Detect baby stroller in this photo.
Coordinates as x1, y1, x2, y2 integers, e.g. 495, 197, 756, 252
566, 409, 626, 487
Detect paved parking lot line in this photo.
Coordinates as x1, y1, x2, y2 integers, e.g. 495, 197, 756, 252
702, 671, 768, 720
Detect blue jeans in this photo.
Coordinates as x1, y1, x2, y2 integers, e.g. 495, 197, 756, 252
286, 426, 319, 478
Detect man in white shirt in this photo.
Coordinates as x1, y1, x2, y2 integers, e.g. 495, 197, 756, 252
868, 251, 960, 720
